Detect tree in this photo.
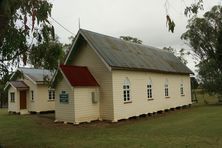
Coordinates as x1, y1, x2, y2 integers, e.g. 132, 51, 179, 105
63, 36, 75, 54
165, 0, 204, 33
120, 36, 142, 44
0, 79, 7, 108
191, 77, 199, 90
29, 40, 64, 70
0, 0, 54, 81
181, 5, 222, 95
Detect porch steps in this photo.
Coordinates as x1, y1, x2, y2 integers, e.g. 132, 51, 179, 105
20, 109, 29, 115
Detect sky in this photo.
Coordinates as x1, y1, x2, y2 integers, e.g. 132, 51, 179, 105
49, 0, 221, 72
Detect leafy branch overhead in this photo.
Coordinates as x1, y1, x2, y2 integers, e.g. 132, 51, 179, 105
166, 15, 175, 33
0, 0, 58, 83
184, 0, 204, 17
166, 0, 204, 33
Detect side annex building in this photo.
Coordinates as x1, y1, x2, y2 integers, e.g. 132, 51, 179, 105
5, 68, 55, 114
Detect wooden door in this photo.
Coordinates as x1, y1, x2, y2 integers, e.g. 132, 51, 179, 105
20, 91, 27, 109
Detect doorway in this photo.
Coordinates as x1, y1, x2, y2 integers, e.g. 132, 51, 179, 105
20, 91, 27, 109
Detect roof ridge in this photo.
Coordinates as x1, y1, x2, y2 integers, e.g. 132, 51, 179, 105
60, 64, 87, 68
80, 29, 166, 53
19, 67, 52, 71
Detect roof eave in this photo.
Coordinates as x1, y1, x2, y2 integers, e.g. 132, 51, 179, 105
58, 67, 75, 89
111, 66, 193, 75
72, 84, 100, 87
16, 87, 29, 90
64, 31, 81, 64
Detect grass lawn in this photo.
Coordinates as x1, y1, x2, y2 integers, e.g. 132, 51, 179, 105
1, 104, 222, 148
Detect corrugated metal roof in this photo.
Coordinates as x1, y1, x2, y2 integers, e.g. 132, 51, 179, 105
10, 81, 29, 90
60, 65, 99, 86
18, 68, 54, 83
67, 29, 193, 74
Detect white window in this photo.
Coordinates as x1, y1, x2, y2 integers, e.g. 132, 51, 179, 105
49, 89, 55, 100
180, 83, 184, 96
123, 78, 131, 102
31, 90, 34, 101
10, 92, 15, 102
164, 79, 169, 97
147, 79, 152, 99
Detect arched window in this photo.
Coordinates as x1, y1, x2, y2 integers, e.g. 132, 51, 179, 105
147, 79, 152, 99
180, 80, 184, 96
164, 79, 169, 97
123, 78, 130, 102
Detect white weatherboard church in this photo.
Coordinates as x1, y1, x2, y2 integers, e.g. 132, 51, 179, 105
53, 29, 193, 124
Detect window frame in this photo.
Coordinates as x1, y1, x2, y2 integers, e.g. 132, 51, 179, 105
123, 78, 131, 103
164, 79, 169, 98
31, 90, 34, 101
180, 83, 184, 96
147, 79, 153, 100
48, 89, 55, 101
10, 92, 15, 103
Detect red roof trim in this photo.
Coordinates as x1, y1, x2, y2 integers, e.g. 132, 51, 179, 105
60, 65, 99, 87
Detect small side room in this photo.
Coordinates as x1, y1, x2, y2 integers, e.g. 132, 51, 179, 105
7, 81, 29, 115
54, 65, 100, 124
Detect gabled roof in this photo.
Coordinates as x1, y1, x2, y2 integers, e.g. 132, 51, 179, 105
9, 67, 54, 85
65, 29, 193, 75
4, 67, 54, 90
60, 65, 99, 87
18, 68, 54, 83
9, 81, 29, 90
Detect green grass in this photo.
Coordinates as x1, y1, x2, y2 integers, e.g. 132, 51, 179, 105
1, 104, 222, 148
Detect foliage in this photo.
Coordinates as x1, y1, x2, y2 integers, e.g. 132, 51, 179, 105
63, 36, 75, 55
120, 36, 142, 44
29, 40, 64, 70
51, 70, 63, 89
0, 80, 7, 107
165, 0, 204, 33
184, 0, 204, 17
190, 77, 199, 89
0, 0, 53, 80
198, 59, 222, 94
166, 15, 175, 33
182, 5, 222, 95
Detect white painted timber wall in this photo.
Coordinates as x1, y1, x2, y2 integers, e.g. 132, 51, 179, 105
72, 42, 114, 121
22, 78, 37, 112
8, 87, 20, 113
55, 78, 75, 123
74, 87, 100, 123
22, 78, 55, 112
112, 70, 192, 121
34, 85, 55, 112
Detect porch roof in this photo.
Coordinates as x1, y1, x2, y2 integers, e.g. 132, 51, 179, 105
60, 65, 99, 87
9, 81, 29, 90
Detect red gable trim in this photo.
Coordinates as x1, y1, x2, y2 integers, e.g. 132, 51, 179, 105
60, 65, 99, 87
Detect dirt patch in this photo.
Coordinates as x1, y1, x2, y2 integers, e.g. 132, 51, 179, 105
27, 107, 194, 129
